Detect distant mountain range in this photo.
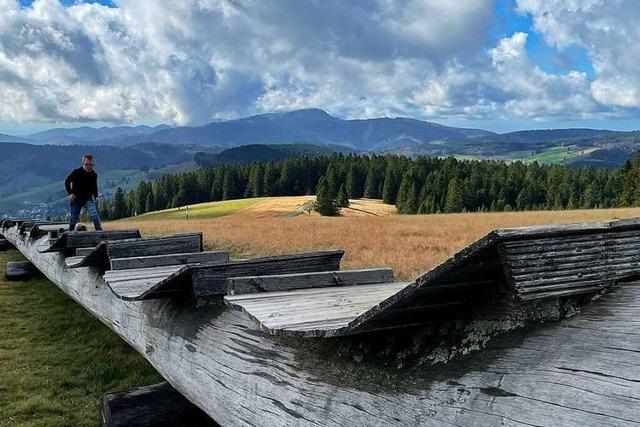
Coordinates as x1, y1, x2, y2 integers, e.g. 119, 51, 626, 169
2, 108, 640, 217
1, 109, 494, 150
0, 109, 635, 163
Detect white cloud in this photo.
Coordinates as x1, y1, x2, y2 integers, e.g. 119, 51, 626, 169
517, 0, 640, 108
0, 0, 638, 128
0, 0, 496, 125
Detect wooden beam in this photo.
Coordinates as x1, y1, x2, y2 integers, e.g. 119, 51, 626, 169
39, 230, 142, 253
101, 382, 219, 427
104, 265, 190, 300
66, 234, 206, 270
225, 281, 409, 337
226, 268, 395, 295
5, 260, 38, 280
106, 233, 204, 259
110, 251, 228, 270
191, 250, 344, 297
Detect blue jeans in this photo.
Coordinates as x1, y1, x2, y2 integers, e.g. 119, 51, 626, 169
69, 199, 102, 231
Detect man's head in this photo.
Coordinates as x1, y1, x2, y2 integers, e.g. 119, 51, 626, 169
82, 154, 95, 172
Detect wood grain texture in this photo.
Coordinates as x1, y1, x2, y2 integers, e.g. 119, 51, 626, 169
226, 268, 395, 295
191, 250, 344, 297
66, 234, 205, 269
5, 226, 640, 426
110, 251, 228, 270
101, 382, 219, 427
225, 282, 409, 336
39, 230, 141, 253
104, 265, 189, 300
106, 233, 203, 259
500, 227, 640, 301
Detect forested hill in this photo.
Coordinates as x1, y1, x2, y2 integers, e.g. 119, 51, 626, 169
193, 144, 352, 167
102, 152, 640, 220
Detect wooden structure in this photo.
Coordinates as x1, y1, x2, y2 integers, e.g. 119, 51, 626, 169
3, 217, 640, 426
101, 382, 218, 427
5, 260, 38, 280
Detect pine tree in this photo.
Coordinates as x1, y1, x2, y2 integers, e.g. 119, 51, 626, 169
263, 163, 279, 196
145, 191, 155, 213
363, 164, 379, 198
314, 176, 339, 216
382, 161, 400, 204
345, 164, 362, 199
444, 177, 464, 213
245, 163, 264, 198
222, 169, 239, 200
113, 187, 127, 219
336, 183, 349, 207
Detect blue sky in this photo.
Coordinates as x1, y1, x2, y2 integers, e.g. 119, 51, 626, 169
1, 0, 640, 134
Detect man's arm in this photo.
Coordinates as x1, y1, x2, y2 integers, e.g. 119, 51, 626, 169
64, 169, 76, 197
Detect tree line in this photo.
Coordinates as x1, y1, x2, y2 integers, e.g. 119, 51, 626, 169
98, 152, 640, 220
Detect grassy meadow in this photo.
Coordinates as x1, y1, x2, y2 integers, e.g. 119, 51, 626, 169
0, 250, 161, 427
111, 196, 640, 281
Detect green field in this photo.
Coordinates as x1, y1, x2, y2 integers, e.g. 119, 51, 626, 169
0, 250, 161, 426
453, 145, 585, 165
133, 197, 262, 220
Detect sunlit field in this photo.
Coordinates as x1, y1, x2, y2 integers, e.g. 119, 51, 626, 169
111, 196, 640, 281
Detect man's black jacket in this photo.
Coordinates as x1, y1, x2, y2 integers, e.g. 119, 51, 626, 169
65, 167, 98, 203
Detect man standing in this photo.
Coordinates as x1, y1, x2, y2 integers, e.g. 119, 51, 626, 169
65, 154, 103, 231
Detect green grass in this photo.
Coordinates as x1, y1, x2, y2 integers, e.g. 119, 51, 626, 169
0, 250, 162, 426
451, 145, 586, 165
133, 197, 262, 220
522, 145, 583, 165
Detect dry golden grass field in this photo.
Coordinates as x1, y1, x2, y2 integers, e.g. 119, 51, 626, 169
110, 196, 640, 281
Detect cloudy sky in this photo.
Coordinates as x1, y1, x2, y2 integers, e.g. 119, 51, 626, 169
1, 0, 639, 134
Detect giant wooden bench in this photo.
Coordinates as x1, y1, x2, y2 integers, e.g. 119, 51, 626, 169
2, 217, 640, 426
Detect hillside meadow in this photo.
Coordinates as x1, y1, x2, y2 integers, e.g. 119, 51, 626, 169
110, 196, 640, 281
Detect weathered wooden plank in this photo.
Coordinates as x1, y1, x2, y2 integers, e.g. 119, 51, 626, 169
76, 247, 96, 257
227, 268, 395, 295
66, 234, 205, 269
65, 244, 110, 269
1, 218, 33, 230
511, 260, 640, 281
501, 228, 640, 251
65, 256, 84, 268
66, 230, 143, 248
29, 223, 67, 238
106, 233, 203, 259
191, 250, 345, 297
110, 251, 228, 270
229, 282, 409, 335
6, 260, 38, 280
493, 216, 640, 240
104, 265, 190, 301
101, 382, 219, 427
6, 225, 640, 426
39, 230, 141, 253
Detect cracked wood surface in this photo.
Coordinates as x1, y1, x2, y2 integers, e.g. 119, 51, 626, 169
4, 226, 640, 426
